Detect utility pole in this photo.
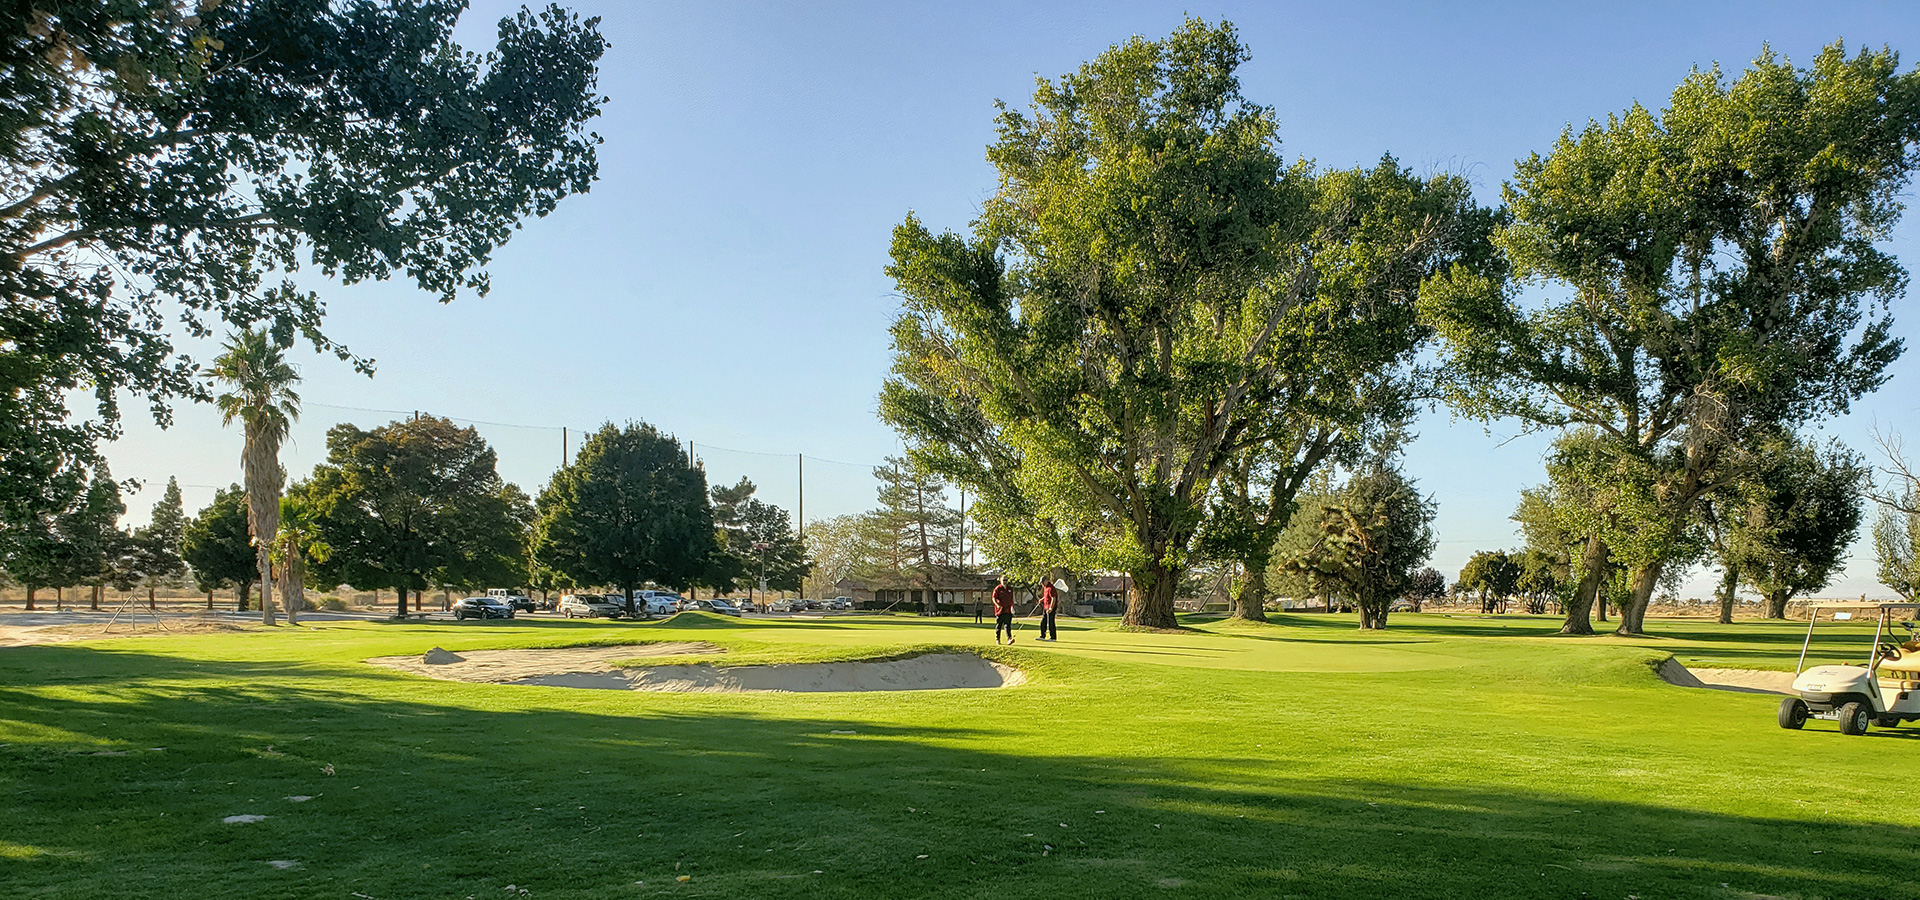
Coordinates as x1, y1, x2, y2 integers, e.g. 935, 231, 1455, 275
562, 426, 568, 468
797, 453, 804, 541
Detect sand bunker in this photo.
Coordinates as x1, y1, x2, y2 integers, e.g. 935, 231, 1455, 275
624, 653, 1025, 693
368, 643, 719, 685
1656, 658, 1795, 695
367, 645, 1023, 692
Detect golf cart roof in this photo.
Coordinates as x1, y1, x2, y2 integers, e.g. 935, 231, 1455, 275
1792, 601, 1920, 612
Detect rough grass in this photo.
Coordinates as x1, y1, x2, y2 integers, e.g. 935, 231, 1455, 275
0, 611, 1914, 899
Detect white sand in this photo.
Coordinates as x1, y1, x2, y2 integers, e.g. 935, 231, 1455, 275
366, 642, 718, 684
621, 653, 1026, 693
1657, 658, 1795, 695
367, 644, 1024, 692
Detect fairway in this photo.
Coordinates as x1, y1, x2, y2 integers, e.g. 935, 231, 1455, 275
2, 612, 1916, 900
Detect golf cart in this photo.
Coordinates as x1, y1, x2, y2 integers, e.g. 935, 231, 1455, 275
1777, 602, 1920, 735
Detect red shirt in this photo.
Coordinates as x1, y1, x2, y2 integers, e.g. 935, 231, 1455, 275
1039, 582, 1057, 611
991, 584, 1013, 614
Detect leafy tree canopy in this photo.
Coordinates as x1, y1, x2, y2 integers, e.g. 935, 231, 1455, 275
882, 19, 1492, 628
532, 422, 716, 611
182, 483, 256, 600
1424, 41, 1919, 634
304, 416, 528, 613
1, 0, 606, 535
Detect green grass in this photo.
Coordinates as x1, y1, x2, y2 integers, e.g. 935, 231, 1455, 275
1, 611, 1915, 899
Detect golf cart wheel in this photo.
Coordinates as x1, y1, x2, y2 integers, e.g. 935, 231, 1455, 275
1836, 701, 1871, 736
1777, 697, 1809, 730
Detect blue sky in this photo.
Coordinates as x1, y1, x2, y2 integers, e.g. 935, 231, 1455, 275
106, 1, 1920, 599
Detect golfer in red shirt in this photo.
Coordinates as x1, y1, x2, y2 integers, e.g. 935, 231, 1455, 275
1037, 580, 1059, 641
991, 576, 1016, 644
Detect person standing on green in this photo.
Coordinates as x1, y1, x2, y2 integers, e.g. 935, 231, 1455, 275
992, 576, 1016, 644
1037, 580, 1059, 641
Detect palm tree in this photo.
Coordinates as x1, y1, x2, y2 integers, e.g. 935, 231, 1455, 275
274, 490, 329, 623
210, 328, 301, 625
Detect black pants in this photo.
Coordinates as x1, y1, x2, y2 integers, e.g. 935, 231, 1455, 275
1039, 608, 1057, 640
996, 611, 1014, 641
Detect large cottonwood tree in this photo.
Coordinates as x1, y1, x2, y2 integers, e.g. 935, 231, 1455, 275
1426, 42, 1917, 634
882, 20, 1490, 628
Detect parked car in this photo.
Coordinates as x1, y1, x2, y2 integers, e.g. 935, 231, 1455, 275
827, 597, 853, 610
769, 599, 795, 613
453, 596, 515, 620
503, 595, 538, 612
641, 595, 678, 617
601, 593, 658, 618
558, 594, 623, 619
682, 599, 743, 617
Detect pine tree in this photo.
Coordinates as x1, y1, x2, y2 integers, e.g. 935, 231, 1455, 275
868, 456, 962, 614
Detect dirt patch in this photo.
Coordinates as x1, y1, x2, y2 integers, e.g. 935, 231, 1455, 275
1656, 657, 1795, 695
367, 643, 718, 684
0, 615, 259, 647
623, 653, 1025, 692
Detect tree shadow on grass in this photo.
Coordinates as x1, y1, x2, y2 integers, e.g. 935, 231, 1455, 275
1, 646, 1916, 900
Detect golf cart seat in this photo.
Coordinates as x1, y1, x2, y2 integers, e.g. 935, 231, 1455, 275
1880, 645, 1920, 690
1879, 642, 1920, 674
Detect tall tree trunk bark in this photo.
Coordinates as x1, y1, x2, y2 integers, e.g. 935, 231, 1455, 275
1716, 566, 1738, 624
24, 587, 35, 611
91, 584, 100, 610
206, 591, 214, 609
148, 586, 156, 610
1616, 562, 1661, 636
398, 586, 410, 617
279, 551, 302, 625
1765, 589, 1790, 619
256, 543, 276, 626
1230, 555, 1270, 622
1560, 537, 1606, 635
1124, 561, 1181, 629
237, 581, 251, 611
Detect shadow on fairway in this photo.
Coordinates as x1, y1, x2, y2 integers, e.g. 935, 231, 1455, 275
2, 645, 1916, 900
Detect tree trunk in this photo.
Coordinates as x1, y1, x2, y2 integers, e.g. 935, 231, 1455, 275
1615, 562, 1661, 636
148, 586, 156, 610
1716, 566, 1738, 625
1124, 561, 1181, 629
1765, 589, 1790, 619
1229, 555, 1269, 622
206, 591, 214, 609
255, 539, 277, 626
398, 586, 410, 617
91, 584, 100, 610
1358, 601, 1388, 630
25, 587, 35, 611
237, 581, 251, 611
279, 551, 302, 625
1560, 536, 1606, 635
